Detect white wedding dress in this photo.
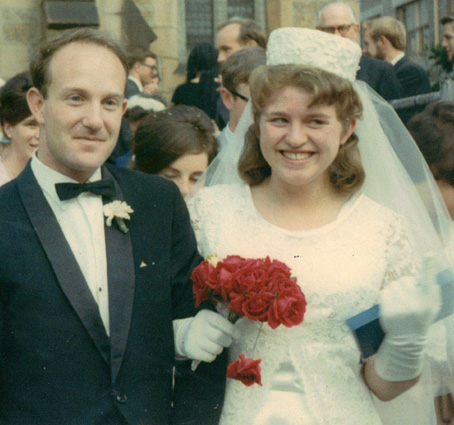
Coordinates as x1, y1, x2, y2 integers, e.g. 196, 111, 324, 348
188, 184, 422, 425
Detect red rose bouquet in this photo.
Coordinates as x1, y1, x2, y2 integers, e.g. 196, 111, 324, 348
191, 255, 307, 386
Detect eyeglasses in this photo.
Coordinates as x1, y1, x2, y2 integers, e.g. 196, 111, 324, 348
141, 62, 158, 72
319, 24, 355, 36
230, 89, 249, 102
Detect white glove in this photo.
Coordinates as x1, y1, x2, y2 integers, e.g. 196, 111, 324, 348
375, 258, 441, 381
173, 310, 240, 363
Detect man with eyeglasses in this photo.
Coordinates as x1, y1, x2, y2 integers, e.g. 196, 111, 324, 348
218, 46, 266, 151
317, 1, 401, 101
125, 50, 158, 99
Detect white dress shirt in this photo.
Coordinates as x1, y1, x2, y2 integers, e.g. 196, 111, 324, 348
391, 52, 405, 66
31, 155, 110, 334
128, 76, 143, 92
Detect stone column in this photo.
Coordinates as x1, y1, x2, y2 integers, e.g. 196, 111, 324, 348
97, 0, 125, 46
146, 0, 184, 100
0, 0, 41, 80
266, 0, 359, 32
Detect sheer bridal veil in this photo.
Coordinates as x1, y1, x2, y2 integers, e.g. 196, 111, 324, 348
190, 27, 454, 425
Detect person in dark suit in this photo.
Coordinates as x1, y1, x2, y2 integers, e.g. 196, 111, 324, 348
125, 50, 158, 99
316, 1, 401, 101
0, 28, 237, 425
215, 18, 268, 129
364, 16, 431, 122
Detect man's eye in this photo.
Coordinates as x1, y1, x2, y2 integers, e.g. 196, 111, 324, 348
68, 95, 82, 103
104, 99, 119, 109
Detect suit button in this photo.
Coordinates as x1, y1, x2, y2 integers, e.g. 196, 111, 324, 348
116, 393, 128, 404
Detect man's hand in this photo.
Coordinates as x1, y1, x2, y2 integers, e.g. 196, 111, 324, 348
174, 310, 240, 363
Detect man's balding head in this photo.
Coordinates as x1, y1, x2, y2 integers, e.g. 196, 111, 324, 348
316, 2, 359, 43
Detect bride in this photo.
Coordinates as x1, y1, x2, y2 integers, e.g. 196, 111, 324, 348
187, 28, 453, 424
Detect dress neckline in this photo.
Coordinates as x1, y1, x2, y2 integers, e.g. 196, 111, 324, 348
243, 184, 364, 236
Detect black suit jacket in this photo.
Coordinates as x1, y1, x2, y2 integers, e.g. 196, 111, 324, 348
394, 56, 431, 98
357, 55, 402, 101
0, 163, 226, 425
393, 56, 431, 124
126, 77, 141, 99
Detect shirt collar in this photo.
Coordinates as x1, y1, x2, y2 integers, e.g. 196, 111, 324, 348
128, 76, 143, 92
391, 52, 405, 66
31, 151, 102, 208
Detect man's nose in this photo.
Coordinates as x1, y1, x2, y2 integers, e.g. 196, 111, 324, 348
218, 52, 226, 64
82, 103, 104, 130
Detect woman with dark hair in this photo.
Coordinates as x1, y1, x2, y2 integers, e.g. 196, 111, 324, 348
171, 43, 220, 119
0, 71, 38, 185
133, 105, 217, 197
408, 101, 454, 220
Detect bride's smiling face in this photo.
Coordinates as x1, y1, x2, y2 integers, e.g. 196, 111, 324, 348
258, 85, 355, 191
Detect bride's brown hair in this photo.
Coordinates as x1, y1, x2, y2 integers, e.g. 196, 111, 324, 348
238, 65, 364, 192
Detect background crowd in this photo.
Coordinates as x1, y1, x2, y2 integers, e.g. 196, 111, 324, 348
1, 2, 453, 197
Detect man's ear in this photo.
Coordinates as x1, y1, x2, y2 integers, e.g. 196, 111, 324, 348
220, 87, 234, 111
27, 87, 45, 126
132, 61, 142, 73
244, 39, 258, 48
378, 35, 388, 48
351, 23, 360, 38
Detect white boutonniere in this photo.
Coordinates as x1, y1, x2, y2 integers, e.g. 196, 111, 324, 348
103, 200, 134, 233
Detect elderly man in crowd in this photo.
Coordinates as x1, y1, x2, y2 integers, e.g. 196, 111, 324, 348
317, 1, 401, 101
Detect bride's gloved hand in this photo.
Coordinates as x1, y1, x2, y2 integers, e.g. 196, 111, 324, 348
173, 310, 240, 362
375, 258, 441, 381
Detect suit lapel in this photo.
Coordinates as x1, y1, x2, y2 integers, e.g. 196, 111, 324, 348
102, 167, 135, 383
17, 163, 110, 365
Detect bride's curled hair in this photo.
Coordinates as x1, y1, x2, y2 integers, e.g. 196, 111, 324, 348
239, 65, 365, 192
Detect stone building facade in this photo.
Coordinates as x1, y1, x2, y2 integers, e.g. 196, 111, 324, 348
0, 0, 359, 99
361, 0, 453, 59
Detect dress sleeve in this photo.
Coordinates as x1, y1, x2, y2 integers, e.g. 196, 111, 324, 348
381, 214, 419, 290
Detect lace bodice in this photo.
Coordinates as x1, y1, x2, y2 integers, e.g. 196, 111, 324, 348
188, 184, 418, 425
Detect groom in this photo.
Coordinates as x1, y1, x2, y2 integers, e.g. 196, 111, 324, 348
0, 29, 233, 424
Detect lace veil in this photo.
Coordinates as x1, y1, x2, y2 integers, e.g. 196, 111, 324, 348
191, 27, 454, 425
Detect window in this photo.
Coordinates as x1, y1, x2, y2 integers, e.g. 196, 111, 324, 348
397, 0, 431, 56
227, 0, 254, 19
185, 0, 214, 54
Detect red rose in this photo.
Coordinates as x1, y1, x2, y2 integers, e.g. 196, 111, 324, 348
228, 290, 274, 322
228, 262, 268, 297
265, 257, 292, 279
191, 261, 220, 307
227, 354, 262, 386
229, 290, 274, 321
268, 292, 306, 329
221, 255, 246, 272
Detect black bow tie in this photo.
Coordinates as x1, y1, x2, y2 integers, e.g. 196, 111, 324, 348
55, 180, 116, 201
